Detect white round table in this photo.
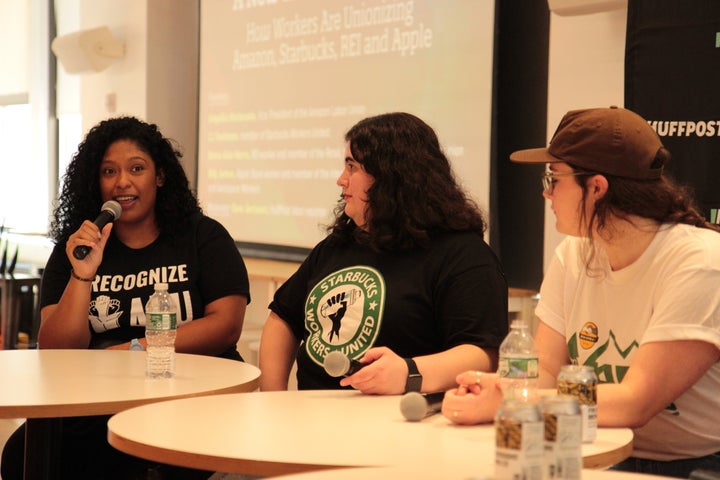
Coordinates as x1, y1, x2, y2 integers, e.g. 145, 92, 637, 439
0, 349, 260, 480
108, 390, 633, 477
271, 466, 674, 480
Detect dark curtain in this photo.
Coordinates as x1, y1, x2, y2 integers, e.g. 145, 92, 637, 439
625, 0, 720, 219
491, 0, 549, 291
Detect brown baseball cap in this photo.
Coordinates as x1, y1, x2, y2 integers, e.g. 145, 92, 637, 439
510, 106, 665, 179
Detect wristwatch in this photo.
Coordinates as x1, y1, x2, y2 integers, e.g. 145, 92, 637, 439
403, 357, 422, 393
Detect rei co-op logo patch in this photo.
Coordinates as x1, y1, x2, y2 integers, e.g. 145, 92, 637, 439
579, 321, 599, 350
304, 266, 385, 367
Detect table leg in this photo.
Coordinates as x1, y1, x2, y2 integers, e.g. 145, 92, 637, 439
24, 418, 62, 480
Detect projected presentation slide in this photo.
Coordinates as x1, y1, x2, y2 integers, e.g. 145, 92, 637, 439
198, 0, 495, 255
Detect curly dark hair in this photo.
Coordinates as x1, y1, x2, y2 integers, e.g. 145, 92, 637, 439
49, 116, 201, 243
327, 112, 487, 251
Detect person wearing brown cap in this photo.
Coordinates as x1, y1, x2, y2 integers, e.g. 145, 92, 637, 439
442, 106, 720, 478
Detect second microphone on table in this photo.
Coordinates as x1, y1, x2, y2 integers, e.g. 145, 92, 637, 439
72, 200, 122, 260
400, 391, 445, 421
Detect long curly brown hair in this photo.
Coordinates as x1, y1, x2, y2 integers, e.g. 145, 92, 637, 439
327, 112, 487, 251
50, 116, 201, 243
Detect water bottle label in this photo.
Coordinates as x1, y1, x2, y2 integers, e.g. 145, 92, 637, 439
147, 312, 177, 330
499, 357, 539, 379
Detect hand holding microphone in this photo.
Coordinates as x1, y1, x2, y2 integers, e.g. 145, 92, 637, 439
72, 200, 122, 260
328, 347, 408, 394
323, 350, 366, 377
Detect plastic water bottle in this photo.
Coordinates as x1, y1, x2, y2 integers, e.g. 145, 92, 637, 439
498, 319, 539, 402
145, 283, 177, 378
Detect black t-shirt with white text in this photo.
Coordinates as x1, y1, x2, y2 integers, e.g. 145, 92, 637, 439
41, 214, 250, 359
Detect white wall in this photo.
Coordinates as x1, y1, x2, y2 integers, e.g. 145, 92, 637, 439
79, 0, 147, 129
10, 0, 199, 270
78, 0, 198, 185
543, 5, 628, 267
0, 0, 29, 101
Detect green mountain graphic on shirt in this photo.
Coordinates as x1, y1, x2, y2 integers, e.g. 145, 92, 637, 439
568, 330, 678, 415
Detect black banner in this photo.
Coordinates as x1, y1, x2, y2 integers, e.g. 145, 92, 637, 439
625, 0, 720, 223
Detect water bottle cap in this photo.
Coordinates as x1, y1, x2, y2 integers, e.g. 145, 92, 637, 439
154, 283, 168, 291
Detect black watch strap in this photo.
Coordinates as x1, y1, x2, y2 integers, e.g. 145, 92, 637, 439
404, 357, 422, 393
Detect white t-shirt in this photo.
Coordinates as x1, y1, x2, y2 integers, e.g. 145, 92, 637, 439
537, 223, 720, 460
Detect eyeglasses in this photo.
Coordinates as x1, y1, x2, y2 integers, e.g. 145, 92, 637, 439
541, 171, 592, 195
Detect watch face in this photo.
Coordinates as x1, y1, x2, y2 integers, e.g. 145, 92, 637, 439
406, 373, 423, 393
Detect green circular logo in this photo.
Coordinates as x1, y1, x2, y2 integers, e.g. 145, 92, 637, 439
305, 266, 385, 366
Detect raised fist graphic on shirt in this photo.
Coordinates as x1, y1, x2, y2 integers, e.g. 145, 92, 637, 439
89, 295, 123, 332
322, 292, 349, 343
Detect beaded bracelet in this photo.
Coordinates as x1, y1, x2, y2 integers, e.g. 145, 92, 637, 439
70, 269, 95, 282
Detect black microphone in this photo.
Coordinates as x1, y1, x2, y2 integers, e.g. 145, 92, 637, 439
72, 200, 122, 260
323, 350, 365, 377
400, 391, 445, 422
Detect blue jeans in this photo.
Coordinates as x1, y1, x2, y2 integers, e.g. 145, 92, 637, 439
610, 452, 720, 479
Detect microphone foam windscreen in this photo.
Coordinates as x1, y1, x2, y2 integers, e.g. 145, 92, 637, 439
400, 392, 428, 422
102, 200, 122, 220
323, 351, 350, 377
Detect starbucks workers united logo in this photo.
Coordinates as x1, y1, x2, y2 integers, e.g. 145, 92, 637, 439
305, 266, 385, 366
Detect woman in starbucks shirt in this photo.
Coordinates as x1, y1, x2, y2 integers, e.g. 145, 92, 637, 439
259, 112, 509, 394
